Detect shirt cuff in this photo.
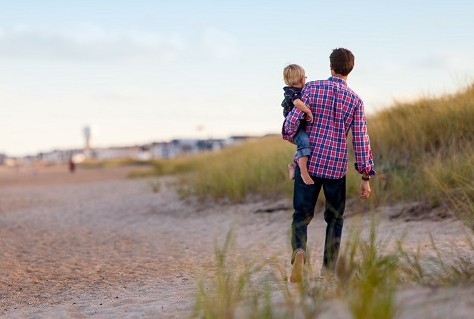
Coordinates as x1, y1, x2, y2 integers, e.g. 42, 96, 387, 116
354, 163, 376, 176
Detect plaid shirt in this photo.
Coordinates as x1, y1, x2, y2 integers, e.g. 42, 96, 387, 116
283, 76, 375, 179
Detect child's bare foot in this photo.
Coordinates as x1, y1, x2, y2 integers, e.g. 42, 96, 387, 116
288, 163, 296, 180
301, 171, 314, 185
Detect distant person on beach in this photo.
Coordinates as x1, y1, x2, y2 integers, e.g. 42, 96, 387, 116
69, 155, 76, 173
281, 64, 314, 185
282, 48, 376, 283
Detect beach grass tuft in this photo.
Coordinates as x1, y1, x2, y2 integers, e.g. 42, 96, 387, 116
193, 220, 474, 319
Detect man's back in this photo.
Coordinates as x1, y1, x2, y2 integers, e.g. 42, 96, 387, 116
284, 76, 374, 179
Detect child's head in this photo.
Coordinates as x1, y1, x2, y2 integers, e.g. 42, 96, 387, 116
283, 64, 306, 88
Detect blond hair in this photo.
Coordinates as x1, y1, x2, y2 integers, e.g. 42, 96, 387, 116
283, 64, 305, 86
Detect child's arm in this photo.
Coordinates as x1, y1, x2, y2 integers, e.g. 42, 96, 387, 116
293, 99, 313, 123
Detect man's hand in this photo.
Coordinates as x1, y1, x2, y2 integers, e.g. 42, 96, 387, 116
305, 112, 314, 123
360, 180, 371, 199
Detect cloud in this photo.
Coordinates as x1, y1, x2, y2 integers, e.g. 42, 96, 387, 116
201, 27, 239, 59
0, 24, 242, 64
0, 24, 187, 63
412, 50, 474, 72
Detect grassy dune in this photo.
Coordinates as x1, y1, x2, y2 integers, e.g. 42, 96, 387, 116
129, 135, 295, 201
138, 83, 473, 225
367, 83, 474, 226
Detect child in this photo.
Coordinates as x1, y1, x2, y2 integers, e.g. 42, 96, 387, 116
281, 64, 314, 185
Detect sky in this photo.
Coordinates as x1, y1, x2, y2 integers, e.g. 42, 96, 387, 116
1, 0, 474, 156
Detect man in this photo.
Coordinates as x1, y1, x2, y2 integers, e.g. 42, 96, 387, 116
283, 48, 375, 283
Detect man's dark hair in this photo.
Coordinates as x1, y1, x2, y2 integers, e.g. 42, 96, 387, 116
330, 48, 355, 76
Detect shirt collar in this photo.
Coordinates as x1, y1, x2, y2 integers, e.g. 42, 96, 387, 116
328, 76, 347, 85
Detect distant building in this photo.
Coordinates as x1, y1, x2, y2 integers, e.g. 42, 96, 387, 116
149, 138, 227, 159
92, 146, 141, 160
1, 135, 257, 165
37, 149, 73, 165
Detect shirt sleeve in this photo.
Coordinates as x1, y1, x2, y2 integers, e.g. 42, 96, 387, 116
352, 100, 376, 175
282, 107, 305, 141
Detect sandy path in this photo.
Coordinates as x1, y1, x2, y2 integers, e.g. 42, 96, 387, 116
1, 166, 213, 318
0, 166, 473, 318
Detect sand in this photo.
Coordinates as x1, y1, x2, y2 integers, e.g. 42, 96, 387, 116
0, 165, 473, 319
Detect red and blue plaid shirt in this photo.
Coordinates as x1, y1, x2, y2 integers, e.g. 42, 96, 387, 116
283, 76, 375, 179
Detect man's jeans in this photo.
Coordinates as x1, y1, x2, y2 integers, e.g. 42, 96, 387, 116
291, 166, 346, 270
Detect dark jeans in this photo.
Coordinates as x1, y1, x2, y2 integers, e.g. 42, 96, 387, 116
291, 166, 346, 270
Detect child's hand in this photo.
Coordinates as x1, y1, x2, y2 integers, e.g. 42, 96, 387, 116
305, 112, 314, 123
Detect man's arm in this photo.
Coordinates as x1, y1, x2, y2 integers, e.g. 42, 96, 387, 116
352, 100, 375, 200
352, 100, 375, 176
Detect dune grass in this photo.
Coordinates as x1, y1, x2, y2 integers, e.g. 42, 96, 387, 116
192, 221, 474, 319
135, 135, 295, 202
79, 157, 148, 169
364, 83, 474, 229
193, 230, 254, 319
183, 136, 295, 202
367, 83, 474, 206
336, 222, 399, 319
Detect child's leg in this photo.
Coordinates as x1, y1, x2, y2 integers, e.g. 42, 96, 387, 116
293, 129, 314, 185
298, 156, 314, 185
